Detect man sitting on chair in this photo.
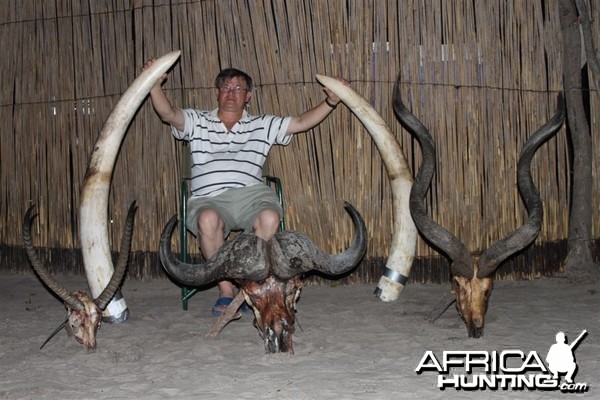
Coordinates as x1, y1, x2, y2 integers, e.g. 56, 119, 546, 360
143, 60, 346, 315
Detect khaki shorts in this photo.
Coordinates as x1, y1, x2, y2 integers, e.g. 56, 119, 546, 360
186, 185, 283, 238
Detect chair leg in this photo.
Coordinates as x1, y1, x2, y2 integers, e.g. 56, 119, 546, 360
182, 287, 198, 310
182, 287, 189, 311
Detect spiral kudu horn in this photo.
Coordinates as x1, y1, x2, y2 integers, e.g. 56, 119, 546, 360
394, 75, 565, 337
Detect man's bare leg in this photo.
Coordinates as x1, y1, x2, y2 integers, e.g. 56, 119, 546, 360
252, 209, 280, 241
197, 209, 235, 312
199, 208, 280, 314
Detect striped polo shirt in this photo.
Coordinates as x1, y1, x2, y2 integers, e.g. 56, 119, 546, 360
172, 108, 293, 197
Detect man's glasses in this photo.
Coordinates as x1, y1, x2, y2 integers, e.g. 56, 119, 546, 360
218, 86, 249, 94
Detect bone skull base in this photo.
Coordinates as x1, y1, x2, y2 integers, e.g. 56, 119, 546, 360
241, 276, 302, 353
452, 275, 494, 338
66, 291, 103, 352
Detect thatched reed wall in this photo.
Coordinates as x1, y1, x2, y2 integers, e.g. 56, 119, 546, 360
1, 0, 598, 283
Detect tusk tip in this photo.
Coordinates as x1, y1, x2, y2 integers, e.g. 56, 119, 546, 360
315, 74, 335, 85
162, 50, 181, 61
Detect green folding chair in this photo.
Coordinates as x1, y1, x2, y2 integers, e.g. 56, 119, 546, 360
178, 146, 286, 310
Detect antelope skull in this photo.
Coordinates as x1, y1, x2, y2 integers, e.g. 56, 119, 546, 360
22, 202, 137, 351
159, 202, 367, 353
19, 52, 178, 351
393, 81, 565, 337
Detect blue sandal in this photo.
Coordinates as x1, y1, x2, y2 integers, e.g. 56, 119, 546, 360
211, 296, 253, 316
211, 297, 234, 316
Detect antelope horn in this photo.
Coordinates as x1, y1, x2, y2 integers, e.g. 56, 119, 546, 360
269, 202, 367, 279
392, 78, 473, 277
316, 75, 417, 301
159, 217, 269, 286
22, 205, 85, 311
94, 201, 137, 310
477, 94, 566, 277
79, 51, 180, 318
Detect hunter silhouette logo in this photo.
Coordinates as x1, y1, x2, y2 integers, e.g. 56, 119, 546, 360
546, 330, 587, 384
415, 330, 589, 393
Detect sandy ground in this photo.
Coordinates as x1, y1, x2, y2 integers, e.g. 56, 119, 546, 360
0, 273, 598, 399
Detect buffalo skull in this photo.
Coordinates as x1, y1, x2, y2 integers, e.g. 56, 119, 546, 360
159, 202, 367, 353
22, 202, 137, 351
393, 81, 565, 337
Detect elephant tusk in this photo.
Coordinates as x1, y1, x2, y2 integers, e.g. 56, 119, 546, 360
79, 51, 181, 321
315, 75, 417, 301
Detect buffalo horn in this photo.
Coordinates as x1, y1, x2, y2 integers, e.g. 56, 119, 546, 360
159, 216, 269, 286
270, 202, 367, 279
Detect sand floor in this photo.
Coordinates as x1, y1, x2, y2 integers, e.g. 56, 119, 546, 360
1, 273, 598, 399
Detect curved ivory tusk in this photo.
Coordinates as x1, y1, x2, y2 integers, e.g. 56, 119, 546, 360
315, 75, 417, 301
79, 51, 181, 321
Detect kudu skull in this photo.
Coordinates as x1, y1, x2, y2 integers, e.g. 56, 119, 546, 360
393, 82, 565, 337
22, 202, 137, 351
159, 202, 367, 353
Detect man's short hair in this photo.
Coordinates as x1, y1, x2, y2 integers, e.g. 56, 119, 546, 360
215, 68, 253, 91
